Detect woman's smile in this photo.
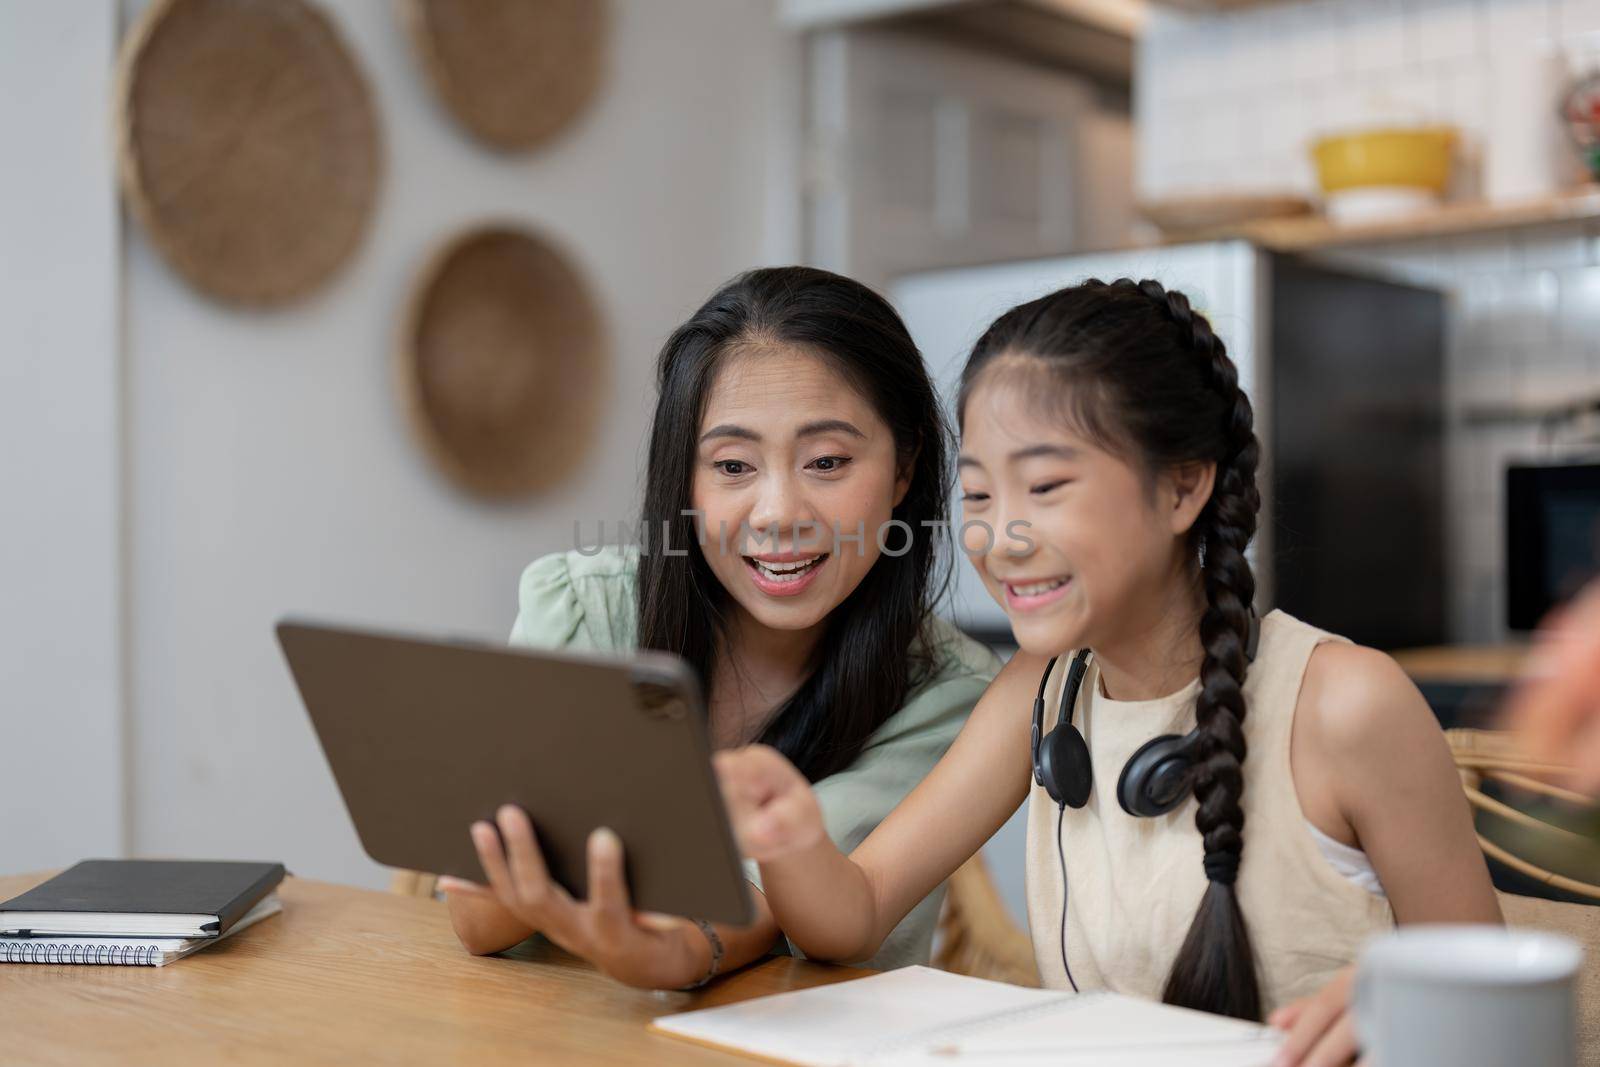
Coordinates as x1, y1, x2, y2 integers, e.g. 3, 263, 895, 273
744, 552, 831, 597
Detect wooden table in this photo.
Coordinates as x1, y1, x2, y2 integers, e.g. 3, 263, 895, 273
1390, 644, 1531, 687
0, 872, 869, 1065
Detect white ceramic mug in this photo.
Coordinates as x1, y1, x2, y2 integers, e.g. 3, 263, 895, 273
1355, 925, 1583, 1067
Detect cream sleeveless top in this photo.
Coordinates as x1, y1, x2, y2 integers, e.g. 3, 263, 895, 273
1023, 609, 1395, 1015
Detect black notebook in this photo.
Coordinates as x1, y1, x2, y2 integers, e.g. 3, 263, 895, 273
0, 860, 285, 938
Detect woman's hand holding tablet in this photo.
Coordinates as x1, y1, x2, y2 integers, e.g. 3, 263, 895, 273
438, 807, 711, 991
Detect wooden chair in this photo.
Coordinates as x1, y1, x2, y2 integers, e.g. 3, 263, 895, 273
1446, 728, 1600, 903
1498, 891, 1600, 1067
933, 853, 1040, 987
390, 869, 439, 898
1447, 729, 1600, 1065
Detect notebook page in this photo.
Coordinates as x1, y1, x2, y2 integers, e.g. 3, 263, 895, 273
872, 1039, 1282, 1067
924, 990, 1275, 1051
650, 966, 1065, 1067
872, 992, 1282, 1066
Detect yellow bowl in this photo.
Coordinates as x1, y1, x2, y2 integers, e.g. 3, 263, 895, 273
1311, 127, 1457, 194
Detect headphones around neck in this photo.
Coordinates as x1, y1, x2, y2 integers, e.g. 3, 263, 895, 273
1031, 612, 1261, 817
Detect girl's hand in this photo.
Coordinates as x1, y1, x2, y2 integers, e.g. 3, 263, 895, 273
437, 805, 707, 990
1268, 966, 1365, 1067
713, 745, 826, 861
1506, 578, 1600, 792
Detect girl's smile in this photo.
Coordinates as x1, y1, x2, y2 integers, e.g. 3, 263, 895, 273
1002, 573, 1072, 612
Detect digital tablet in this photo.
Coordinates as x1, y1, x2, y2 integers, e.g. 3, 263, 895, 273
275, 620, 754, 927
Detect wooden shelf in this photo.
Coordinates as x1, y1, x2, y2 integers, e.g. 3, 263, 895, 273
779, 0, 1140, 35
1166, 188, 1600, 253
1148, 0, 1267, 9
777, 0, 1140, 85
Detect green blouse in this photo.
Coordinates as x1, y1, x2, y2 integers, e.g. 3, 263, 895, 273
508, 545, 1000, 971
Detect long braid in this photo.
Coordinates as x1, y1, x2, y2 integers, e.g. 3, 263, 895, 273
1131, 280, 1264, 1020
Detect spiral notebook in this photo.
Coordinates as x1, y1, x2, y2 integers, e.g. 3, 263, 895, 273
0, 894, 281, 967
650, 966, 1283, 1066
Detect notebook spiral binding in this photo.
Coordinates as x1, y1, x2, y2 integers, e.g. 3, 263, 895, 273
2, 941, 160, 965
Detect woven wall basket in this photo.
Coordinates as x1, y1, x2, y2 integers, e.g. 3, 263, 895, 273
116, 0, 382, 305
401, 0, 608, 152
400, 225, 608, 499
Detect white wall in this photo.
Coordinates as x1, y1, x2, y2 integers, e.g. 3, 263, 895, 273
7, 0, 796, 888
0, 3, 123, 873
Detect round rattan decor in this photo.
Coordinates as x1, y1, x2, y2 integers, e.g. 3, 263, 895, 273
399, 225, 608, 500
400, 0, 609, 153
115, 0, 381, 305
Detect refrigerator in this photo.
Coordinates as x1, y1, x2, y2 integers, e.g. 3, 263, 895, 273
891, 239, 1447, 652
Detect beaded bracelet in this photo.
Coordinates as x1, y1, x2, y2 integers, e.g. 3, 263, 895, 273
682, 919, 725, 990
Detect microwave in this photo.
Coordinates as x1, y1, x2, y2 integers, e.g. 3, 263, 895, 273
1507, 461, 1600, 631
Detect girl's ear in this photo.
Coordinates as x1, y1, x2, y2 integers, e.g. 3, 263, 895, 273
1165, 461, 1216, 537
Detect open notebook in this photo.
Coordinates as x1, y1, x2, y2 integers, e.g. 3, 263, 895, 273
650, 966, 1284, 1066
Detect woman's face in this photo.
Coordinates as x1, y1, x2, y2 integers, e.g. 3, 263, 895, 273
691, 344, 909, 637
957, 368, 1204, 658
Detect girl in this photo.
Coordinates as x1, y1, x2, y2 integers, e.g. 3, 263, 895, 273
717, 278, 1500, 1063
1510, 577, 1600, 793
439, 266, 998, 991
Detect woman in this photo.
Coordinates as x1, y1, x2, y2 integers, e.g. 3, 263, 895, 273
439, 266, 999, 990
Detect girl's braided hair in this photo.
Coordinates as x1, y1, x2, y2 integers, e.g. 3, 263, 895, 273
958, 277, 1263, 1020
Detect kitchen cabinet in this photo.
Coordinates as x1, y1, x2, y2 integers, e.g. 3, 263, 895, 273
804, 28, 1117, 289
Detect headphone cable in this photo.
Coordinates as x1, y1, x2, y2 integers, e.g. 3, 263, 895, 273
1056, 801, 1078, 993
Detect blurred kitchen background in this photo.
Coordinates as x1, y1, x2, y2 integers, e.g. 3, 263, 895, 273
5, 0, 1599, 921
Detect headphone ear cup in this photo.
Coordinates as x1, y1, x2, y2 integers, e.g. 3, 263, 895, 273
1117, 733, 1196, 818
1038, 725, 1093, 809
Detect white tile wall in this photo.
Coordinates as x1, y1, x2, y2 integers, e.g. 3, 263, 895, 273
1137, 1, 1600, 644
1136, 0, 1590, 201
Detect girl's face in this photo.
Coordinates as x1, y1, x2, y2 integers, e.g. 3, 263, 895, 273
957, 367, 1209, 658
691, 344, 910, 638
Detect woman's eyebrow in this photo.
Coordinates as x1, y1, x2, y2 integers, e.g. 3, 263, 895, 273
699, 419, 866, 444
699, 424, 759, 443
797, 419, 865, 440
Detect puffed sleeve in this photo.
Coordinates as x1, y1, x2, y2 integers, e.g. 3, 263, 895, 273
508, 553, 587, 651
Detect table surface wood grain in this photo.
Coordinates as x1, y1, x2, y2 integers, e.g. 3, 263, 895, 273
0, 871, 870, 1066
1389, 643, 1530, 685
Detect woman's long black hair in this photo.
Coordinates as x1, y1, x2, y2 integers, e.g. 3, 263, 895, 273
958, 278, 1264, 1020
636, 266, 951, 783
